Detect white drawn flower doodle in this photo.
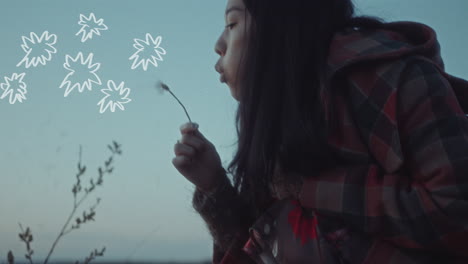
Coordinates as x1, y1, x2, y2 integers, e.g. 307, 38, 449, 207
76, 13, 109, 43
129, 33, 166, 71
0, 73, 27, 104
16, 31, 57, 68
97, 80, 132, 113
60, 52, 102, 97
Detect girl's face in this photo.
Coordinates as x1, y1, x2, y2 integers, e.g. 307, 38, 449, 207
214, 0, 251, 101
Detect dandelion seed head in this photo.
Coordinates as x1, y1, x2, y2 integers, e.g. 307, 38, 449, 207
153, 81, 192, 123
158, 81, 170, 92
155, 81, 170, 95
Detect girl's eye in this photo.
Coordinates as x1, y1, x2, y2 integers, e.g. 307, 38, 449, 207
225, 23, 237, 30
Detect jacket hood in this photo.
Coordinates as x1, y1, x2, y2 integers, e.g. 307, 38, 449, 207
327, 21, 468, 113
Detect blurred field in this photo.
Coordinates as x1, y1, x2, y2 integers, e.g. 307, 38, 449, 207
10, 262, 211, 264
62, 262, 210, 264
7, 260, 211, 264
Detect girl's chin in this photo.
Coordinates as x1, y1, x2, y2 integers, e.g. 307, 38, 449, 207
229, 88, 240, 101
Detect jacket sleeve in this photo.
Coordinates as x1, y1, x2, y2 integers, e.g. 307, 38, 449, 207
299, 59, 468, 258
192, 174, 257, 263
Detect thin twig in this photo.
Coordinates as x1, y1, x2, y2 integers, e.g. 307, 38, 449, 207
43, 204, 77, 264
156, 81, 192, 124
167, 89, 192, 124
44, 145, 118, 264
18, 223, 34, 264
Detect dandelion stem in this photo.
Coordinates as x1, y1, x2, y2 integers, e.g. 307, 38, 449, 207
167, 89, 192, 124
157, 82, 192, 124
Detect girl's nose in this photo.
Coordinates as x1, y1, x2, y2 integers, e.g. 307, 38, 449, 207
214, 34, 226, 56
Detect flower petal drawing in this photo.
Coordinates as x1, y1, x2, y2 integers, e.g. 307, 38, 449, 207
17, 31, 57, 68
0, 73, 27, 104
129, 33, 166, 71
97, 80, 132, 113
76, 13, 109, 42
60, 52, 102, 97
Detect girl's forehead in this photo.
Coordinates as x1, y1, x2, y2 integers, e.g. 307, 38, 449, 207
227, 0, 245, 9
225, 0, 246, 19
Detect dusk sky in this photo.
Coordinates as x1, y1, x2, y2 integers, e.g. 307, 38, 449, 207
1, 0, 467, 262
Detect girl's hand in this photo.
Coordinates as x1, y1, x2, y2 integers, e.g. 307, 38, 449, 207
172, 122, 226, 193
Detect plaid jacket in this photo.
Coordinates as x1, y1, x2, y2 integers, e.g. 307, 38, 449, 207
192, 21, 468, 263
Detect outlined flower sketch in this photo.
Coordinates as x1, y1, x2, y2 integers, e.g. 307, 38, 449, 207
76, 13, 109, 42
0, 73, 27, 104
129, 33, 166, 71
16, 31, 57, 68
97, 80, 132, 113
60, 52, 102, 97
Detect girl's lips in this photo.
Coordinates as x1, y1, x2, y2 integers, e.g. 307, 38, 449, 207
220, 74, 227, 83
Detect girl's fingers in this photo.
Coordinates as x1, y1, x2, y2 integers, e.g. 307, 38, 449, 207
174, 141, 196, 156
180, 122, 198, 133
181, 134, 205, 152
180, 123, 207, 141
172, 155, 191, 168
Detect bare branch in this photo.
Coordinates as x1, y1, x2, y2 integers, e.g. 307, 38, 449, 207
18, 223, 34, 264
43, 142, 121, 264
7, 251, 14, 264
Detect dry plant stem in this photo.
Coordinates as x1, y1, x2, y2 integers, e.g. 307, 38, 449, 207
43, 192, 96, 264
167, 89, 192, 124
7, 142, 120, 264
79, 247, 105, 264
158, 82, 192, 124
7, 251, 14, 264
18, 223, 34, 264
43, 205, 78, 264
43, 143, 120, 264
42, 148, 86, 264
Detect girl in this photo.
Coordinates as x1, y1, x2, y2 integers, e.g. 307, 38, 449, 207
173, 0, 468, 263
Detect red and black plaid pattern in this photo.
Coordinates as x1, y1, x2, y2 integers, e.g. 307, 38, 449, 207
299, 24, 468, 262
192, 22, 468, 263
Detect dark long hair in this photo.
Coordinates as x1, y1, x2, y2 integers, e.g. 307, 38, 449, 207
227, 0, 383, 217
